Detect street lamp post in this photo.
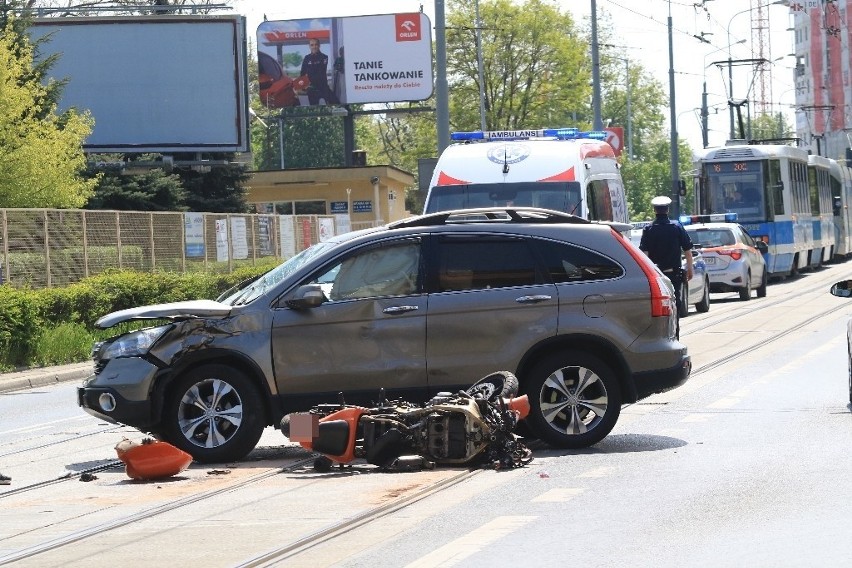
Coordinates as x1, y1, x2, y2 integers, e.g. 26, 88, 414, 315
610, 56, 633, 159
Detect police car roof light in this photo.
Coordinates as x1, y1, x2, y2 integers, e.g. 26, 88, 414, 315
450, 128, 609, 142
679, 212, 738, 225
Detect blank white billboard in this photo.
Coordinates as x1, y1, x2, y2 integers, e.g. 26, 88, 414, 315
31, 15, 250, 153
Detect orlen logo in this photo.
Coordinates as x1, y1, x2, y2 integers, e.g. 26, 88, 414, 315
395, 13, 421, 42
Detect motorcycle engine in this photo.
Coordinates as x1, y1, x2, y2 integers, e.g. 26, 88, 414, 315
424, 400, 489, 462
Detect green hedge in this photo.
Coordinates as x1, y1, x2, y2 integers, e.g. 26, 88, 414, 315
0, 259, 280, 369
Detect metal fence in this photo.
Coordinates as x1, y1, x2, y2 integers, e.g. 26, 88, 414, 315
0, 209, 378, 288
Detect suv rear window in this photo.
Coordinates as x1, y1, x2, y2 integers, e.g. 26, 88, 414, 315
531, 239, 623, 282
437, 236, 540, 291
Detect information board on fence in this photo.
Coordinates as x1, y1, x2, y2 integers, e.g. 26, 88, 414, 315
279, 215, 296, 258
230, 217, 249, 260
184, 212, 205, 257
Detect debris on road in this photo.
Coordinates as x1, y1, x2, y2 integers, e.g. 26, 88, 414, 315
115, 438, 193, 481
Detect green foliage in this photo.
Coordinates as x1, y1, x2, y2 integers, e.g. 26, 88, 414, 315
0, 259, 280, 369
86, 168, 187, 211
749, 112, 794, 142
176, 154, 251, 213
0, 285, 46, 367
0, 16, 99, 208
621, 134, 695, 221
446, 0, 590, 131
31, 322, 94, 367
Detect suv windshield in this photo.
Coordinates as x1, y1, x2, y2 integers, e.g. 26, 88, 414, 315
218, 241, 338, 305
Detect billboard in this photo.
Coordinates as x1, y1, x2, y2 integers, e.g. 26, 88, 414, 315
257, 13, 433, 108
31, 15, 250, 153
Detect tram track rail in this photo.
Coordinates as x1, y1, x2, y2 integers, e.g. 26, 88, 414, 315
0, 457, 318, 566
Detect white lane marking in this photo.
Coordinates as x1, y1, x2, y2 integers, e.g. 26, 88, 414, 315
531, 488, 585, 502
707, 397, 740, 409
405, 516, 536, 568
681, 414, 711, 423
576, 466, 615, 478
2, 414, 92, 435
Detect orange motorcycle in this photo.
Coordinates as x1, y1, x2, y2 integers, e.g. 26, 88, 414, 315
282, 371, 532, 472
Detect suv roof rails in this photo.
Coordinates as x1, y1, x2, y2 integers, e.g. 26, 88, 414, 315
389, 207, 591, 229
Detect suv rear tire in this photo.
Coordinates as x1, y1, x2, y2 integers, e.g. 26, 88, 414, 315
161, 364, 266, 463
525, 351, 621, 448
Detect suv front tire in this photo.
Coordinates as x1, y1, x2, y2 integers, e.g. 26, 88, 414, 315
161, 364, 267, 463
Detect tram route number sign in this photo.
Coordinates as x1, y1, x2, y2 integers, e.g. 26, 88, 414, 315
711, 161, 752, 174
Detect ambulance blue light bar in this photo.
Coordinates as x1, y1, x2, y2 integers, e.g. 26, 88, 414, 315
679, 213, 738, 225
450, 128, 608, 142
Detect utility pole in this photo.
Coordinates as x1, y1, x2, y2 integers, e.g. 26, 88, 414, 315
591, 0, 603, 130
668, 0, 680, 217
474, 0, 487, 131
435, 0, 449, 153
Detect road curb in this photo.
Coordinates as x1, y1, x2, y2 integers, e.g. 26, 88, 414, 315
0, 362, 91, 393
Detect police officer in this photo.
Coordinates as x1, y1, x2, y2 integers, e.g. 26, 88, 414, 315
639, 196, 694, 331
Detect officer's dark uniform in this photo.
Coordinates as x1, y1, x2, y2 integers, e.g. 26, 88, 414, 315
301, 50, 339, 105
639, 199, 693, 331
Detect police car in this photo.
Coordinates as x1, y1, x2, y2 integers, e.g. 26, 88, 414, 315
681, 213, 768, 301
630, 222, 710, 317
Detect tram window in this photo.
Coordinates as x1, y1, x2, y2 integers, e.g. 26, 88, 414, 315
769, 160, 784, 216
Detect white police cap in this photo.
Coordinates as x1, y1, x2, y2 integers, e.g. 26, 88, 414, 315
651, 196, 672, 207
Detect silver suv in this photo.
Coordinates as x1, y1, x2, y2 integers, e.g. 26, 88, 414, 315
78, 208, 691, 462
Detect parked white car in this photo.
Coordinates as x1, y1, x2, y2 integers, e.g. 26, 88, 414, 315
683, 221, 768, 300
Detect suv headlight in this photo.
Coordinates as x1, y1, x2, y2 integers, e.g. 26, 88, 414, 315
99, 325, 170, 359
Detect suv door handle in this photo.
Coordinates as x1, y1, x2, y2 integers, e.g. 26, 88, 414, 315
515, 295, 553, 304
383, 305, 420, 314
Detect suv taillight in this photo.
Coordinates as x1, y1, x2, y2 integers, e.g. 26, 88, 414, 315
613, 229, 674, 317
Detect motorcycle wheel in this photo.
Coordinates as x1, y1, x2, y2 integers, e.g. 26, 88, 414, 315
466, 371, 519, 401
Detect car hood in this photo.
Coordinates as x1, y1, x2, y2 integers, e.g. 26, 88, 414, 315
95, 300, 233, 329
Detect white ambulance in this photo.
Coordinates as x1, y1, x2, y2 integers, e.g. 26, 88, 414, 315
424, 128, 629, 223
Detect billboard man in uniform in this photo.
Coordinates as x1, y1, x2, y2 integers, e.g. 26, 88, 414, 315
300, 38, 339, 105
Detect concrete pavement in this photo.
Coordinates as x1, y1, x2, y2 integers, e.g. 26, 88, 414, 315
0, 362, 91, 393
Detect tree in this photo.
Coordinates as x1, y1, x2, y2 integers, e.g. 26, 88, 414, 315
0, 15, 97, 208
177, 154, 250, 213
445, 0, 590, 131
620, 134, 695, 221
749, 112, 794, 142
85, 167, 186, 211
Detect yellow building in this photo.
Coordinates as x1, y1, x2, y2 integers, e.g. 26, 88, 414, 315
246, 166, 415, 230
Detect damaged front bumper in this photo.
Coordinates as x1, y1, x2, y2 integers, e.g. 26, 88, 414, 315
77, 357, 161, 429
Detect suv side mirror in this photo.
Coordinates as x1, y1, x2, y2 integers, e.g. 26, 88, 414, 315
285, 284, 328, 310
831, 280, 852, 298
755, 241, 768, 254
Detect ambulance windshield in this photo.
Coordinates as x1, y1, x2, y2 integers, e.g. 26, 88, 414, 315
424, 182, 582, 215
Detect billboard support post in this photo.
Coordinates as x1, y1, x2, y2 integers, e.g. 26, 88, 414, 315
343, 107, 355, 167
278, 115, 286, 170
